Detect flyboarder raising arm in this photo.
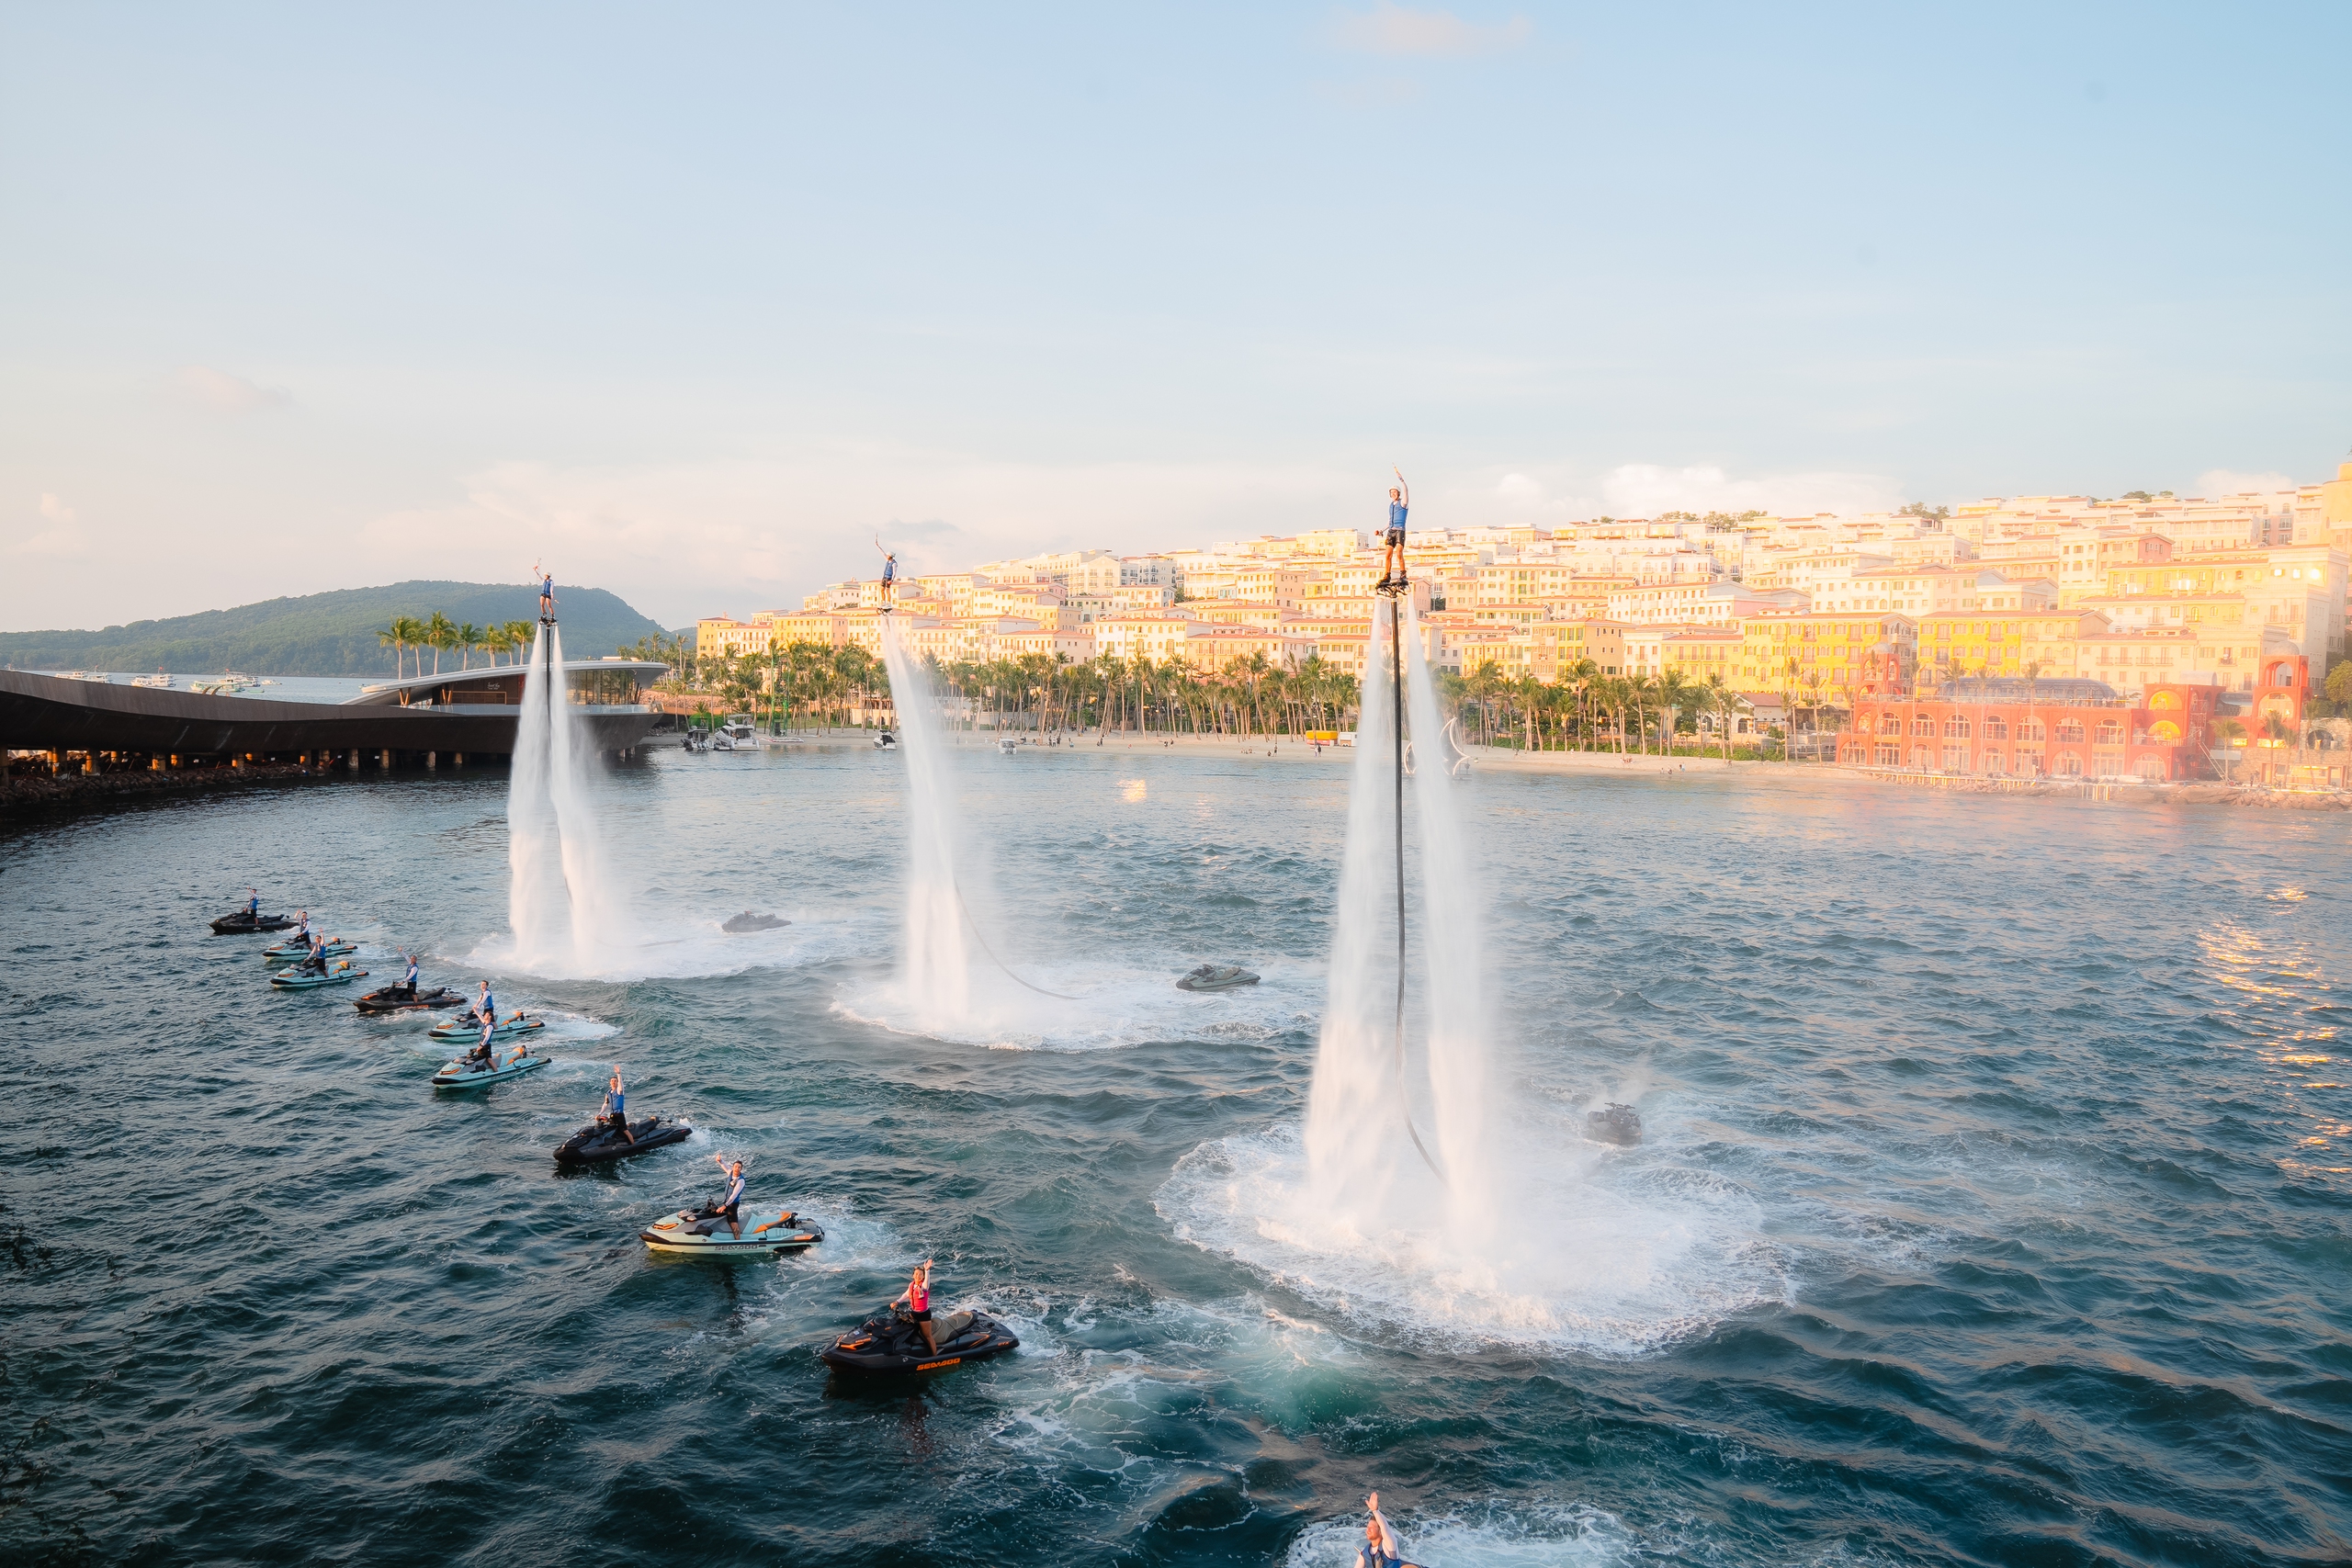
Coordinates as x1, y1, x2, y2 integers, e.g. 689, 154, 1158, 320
876, 538, 899, 613
1380, 470, 1410, 591
534, 560, 556, 620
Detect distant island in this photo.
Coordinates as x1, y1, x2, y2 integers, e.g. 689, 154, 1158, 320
0, 581, 672, 677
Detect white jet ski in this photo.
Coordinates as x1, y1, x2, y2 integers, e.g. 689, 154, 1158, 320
431, 1049, 549, 1089
427, 1010, 545, 1043
263, 938, 354, 964
640, 1205, 823, 1257
270, 961, 368, 989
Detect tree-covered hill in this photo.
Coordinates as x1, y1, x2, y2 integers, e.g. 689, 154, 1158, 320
0, 581, 671, 677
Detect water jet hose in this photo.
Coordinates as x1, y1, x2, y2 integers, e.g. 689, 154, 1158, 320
951, 875, 1086, 1001
1390, 595, 1446, 1185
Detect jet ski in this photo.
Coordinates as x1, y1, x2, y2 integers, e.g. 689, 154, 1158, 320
210, 910, 297, 935
1176, 964, 1261, 993
639, 1204, 822, 1256
353, 985, 458, 1014
819, 1305, 1020, 1376
874, 730, 897, 750
270, 962, 367, 989
555, 1115, 694, 1164
427, 1010, 545, 1043
431, 1049, 548, 1089
721, 911, 789, 933
1585, 1103, 1643, 1146
262, 937, 354, 964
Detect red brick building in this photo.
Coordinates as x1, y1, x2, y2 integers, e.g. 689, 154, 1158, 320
1841, 677, 2222, 781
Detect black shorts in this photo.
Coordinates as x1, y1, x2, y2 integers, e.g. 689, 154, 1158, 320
910, 1308, 932, 1323
1385, 528, 1405, 546
719, 1201, 739, 1220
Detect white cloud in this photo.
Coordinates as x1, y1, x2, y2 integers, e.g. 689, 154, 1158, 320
1477, 463, 1905, 522
19, 491, 87, 557
356, 447, 1363, 627
1597, 463, 1905, 519
2192, 468, 2296, 500
175, 365, 293, 415
1329, 3, 1532, 57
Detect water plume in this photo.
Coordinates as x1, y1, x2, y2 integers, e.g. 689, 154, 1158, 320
880, 617, 972, 1023
505, 622, 627, 971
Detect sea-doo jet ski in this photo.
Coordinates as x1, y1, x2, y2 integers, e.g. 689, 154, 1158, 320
270, 962, 367, 989
431, 1049, 548, 1089
639, 1204, 821, 1256
354, 985, 458, 1014
819, 1304, 1020, 1376
1176, 964, 1261, 993
721, 911, 789, 933
555, 1115, 694, 1164
210, 910, 297, 935
1585, 1103, 1643, 1146
427, 1010, 545, 1043
262, 937, 354, 964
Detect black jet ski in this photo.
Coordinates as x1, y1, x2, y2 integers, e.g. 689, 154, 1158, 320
211, 910, 297, 934
721, 911, 790, 934
1586, 1103, 1643, 1146
1177, 964, 1260, 993
555, 1115, 694, 1164
874, 730, 897, 750
354, 985, 458, 1014
820, 1305, 1020, 1376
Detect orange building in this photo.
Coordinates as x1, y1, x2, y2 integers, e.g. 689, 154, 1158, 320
1841, 678, 2221, 782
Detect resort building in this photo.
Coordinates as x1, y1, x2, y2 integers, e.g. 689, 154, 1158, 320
1842, 679, 2222, 782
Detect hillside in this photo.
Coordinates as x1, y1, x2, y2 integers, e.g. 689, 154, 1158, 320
0, 581, 670, 677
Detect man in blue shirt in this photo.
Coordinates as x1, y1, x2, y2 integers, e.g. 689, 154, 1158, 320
1379, 471, 1410, 590
600, 1070, 635, 1145
535, 562, 556, 622
396, 952, 419, 1000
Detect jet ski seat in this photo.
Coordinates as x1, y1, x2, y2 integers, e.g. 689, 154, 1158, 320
933, 1309, 975, 1341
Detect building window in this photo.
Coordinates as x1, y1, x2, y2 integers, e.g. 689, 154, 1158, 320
2096, 721, 2123, 744
1982, 716, 2008, 739
1941, 744, 1969, 771
1911, 716, 1935, 737
1874, 744, 1898, 765
1942, 717, 1971, 738
2017, 719, 2045, 741
2055, 719, 2086, 742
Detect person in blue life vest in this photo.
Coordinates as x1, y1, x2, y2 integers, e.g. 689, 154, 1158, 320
1379, 470, 1410, 590
876, 540, 899, 613
534, 562, 556, 620
600, 1069, 635, 1145
711, 1155, 747, 1238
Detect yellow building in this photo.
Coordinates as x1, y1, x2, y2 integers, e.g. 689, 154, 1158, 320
1913, 609, 2107, 682
695, 615, 775, 660
1736, 612, 1917, 696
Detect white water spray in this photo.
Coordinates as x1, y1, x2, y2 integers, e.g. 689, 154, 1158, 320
880, 618, 971, 1021
505, 622, 626, 971
1304, 596, 1491, 1225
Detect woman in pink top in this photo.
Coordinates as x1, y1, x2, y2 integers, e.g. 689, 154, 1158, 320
893, 1259, 937, 1355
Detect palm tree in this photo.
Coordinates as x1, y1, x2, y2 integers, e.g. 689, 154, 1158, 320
1657, 668, 1696, 756
456, 624, 483, 671
423, 611, 456, 675
1703, 671, 1745, 761
379, 619, 408, 678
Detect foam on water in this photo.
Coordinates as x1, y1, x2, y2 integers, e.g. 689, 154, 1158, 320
1157, 1119, 1788, 1357
832, 954, 1318, 1051
1284, 1502, 1642, 1568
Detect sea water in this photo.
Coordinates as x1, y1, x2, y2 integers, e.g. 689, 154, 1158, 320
2, 745, 2347, 1566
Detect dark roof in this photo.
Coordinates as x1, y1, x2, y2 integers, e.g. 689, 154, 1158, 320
1928, 677, 2120, 704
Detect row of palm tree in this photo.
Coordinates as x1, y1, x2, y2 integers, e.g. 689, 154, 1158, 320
378, 614, 542, 679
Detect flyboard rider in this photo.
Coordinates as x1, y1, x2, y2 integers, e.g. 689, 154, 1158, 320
1378, 468, 1409, 592
876, 539, 898, 613
534, 561, 557, 623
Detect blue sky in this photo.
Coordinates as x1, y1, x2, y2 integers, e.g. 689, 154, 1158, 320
5, 2, 2346, 630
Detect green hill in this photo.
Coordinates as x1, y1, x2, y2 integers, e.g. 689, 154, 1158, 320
0, 581, 671, 677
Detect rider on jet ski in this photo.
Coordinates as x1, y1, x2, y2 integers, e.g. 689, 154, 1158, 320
469, 980, 496, 1027
1355, 1493, 1423, 1568
893, 1259, 939, 1356
710, 1156, 747, 1238
394, 953, 419, 1001
600, 1071, 635, 1145
299, 932, 332, 975
245, 888, 261, 919
465, 1015, 496, 1071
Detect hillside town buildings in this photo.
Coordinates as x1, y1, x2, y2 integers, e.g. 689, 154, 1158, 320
696, 462, 2352, 773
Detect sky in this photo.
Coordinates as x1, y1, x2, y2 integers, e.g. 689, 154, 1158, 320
4, 2, 2346, 632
